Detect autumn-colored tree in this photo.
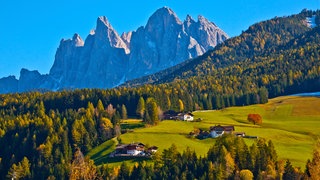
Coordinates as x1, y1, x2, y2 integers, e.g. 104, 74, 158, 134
86, 102, 95, 119
219, 145, 236, 178
96, 99, 105, 117
71, 119, 87, 145
121, 104, 128, 120
157, 106, 163, 120
99, 117, 113, 141
239, 169, 254, 180
113, 124, 121, 137
106, 104, 116, 119
266, 163, 277, 179
178, 99, 184, 112
247, 114, 262, 125
276, 160, 285, 180
7, 157, 30, 179
307, 140, 320, 179
36, 101, 46, 118
70, 148, 98, 180
136, 97, 145, 118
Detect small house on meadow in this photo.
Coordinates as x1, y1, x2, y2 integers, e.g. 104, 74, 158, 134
116, 143, 145, 156
177, 112, 194, 121
210, 125, 235, 138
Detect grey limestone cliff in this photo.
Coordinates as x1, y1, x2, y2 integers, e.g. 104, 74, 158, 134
0, 7, 228, 93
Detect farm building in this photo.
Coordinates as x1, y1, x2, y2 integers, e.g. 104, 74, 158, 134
210, 125, 235, 138
115, 143, 145, 156
177, 112, 194, 121
112, 143, 158, 157
163, 111, 194, 121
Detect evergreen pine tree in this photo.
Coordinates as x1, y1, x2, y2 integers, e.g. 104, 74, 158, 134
283, 160, 296, 180
118, 162, 130, 180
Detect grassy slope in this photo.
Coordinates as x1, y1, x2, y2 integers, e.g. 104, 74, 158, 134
86, 138, 118, 165
87, 96, 320, 168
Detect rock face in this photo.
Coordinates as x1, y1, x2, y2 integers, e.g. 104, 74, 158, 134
127, 8, 228, 79
49, 17, 129, 89
18, 69, 45, 91
0, 76, 18, 93
0, 7, 228, 93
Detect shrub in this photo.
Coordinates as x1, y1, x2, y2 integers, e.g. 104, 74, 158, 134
247, 114, 262, 125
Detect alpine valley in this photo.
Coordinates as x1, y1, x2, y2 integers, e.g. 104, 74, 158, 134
0, 7, 228, 93
0, 7, 320, 180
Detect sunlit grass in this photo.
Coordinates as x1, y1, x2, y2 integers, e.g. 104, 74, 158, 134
87, 96, 320, 168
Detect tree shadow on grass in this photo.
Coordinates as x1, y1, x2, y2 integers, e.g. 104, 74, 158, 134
95, 156, 151, 165
90, 142, 114, 160
121, 123, 145, 130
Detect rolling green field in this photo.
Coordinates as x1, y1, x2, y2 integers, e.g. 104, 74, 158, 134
87, 96, 320, 168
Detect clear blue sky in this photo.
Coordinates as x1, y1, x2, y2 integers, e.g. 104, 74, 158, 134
0, 0, 319, 78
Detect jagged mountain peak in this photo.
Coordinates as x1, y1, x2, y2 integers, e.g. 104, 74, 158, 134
0, 6, 229, 93
146, 6, 182, 29
198, 15, 217, 27
95, 15, 129, 53
72, 33, 84, 47
96, 16, 115, 34
198, 15, 208, 22
185, 14, 195, 22
157, 6, 175, 15
97, 16, 111, 27
184, 14, 196, 29
59, 33, 84, 48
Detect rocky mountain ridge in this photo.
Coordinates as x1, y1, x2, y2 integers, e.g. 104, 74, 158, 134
0, 7, 228, 93
123, 9, 319, 87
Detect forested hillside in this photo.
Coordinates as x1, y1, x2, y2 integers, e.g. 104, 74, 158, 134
0, 9, 319, 179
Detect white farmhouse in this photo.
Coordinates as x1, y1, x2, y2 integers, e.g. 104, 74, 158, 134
178, 113, 194, 121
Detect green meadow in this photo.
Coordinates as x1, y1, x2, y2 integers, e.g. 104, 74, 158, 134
87, 96, 320, 168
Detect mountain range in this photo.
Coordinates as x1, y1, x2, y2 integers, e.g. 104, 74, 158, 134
0, 7, 228, 93
124, 9, 320, 89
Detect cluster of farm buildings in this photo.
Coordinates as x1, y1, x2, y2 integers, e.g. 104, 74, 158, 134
163, 111, 195, 121
110, 111, 256, 158
110, 142, 158, 157
194, 125, 247, 139
163, 111, 252, 139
